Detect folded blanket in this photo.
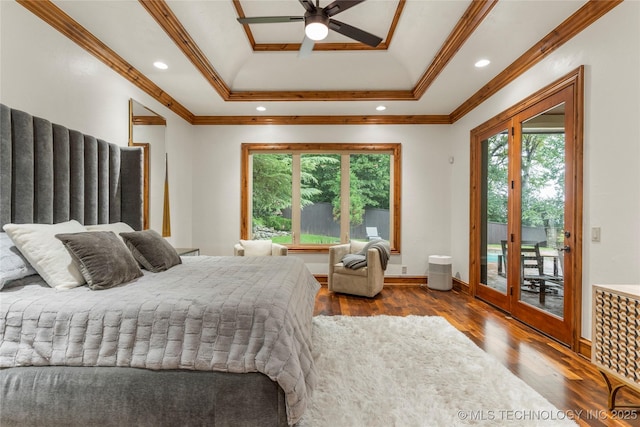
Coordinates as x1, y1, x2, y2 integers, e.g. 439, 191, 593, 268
342, 240, 390, 270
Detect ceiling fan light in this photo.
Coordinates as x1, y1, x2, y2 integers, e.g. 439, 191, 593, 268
305, 22, 328, 41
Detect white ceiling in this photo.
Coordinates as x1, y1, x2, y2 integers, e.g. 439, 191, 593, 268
48, 0, 588, 118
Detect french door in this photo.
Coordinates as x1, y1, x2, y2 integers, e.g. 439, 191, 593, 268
470, 70, 583, 348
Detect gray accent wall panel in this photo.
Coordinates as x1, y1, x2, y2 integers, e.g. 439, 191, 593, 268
69, 130, 85, 222
33, 117, 54, 224
52, 124, 70, 224
109, 144, 122, 223
83, 135, 98, 225
0, 104, 11, 226
120, 147, 143, 231
97, 139, 110, 224
0, 104, 143, 230
11, 110, 35, 223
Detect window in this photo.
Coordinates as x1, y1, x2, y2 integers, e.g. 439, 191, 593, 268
241, 143, 401, 253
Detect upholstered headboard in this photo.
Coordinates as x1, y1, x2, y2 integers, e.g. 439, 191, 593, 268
0, 104, 143, 230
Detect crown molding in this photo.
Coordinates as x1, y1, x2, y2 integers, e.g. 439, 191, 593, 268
191, 115, 452, 125
17, 0, 622, 125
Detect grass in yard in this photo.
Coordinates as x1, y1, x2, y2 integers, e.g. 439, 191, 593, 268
271, 234, 341, 244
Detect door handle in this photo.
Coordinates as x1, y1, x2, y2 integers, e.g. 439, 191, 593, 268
559, 245, 571, 253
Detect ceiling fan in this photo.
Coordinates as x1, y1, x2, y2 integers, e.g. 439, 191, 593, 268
237, 0, 383, 56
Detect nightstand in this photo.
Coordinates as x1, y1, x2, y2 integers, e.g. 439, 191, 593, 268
175, 247, 200, 256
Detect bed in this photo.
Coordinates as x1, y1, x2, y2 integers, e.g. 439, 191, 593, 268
0, 104, 319, 426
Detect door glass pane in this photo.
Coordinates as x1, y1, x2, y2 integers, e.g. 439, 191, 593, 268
481, 130, 509, 293
519, 104, 565, 318
251, 153, 293, 244
300, 153, 341, 244
348, 153, 391, 243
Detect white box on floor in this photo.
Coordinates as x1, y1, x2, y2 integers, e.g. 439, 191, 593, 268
428, 255, 452, 291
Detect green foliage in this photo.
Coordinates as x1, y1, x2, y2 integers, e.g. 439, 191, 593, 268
485, 131, 565, 227
309, 153, 390, 225
252, 154, 292, 218
263, 215, 291, 231
252, 152, 391, 227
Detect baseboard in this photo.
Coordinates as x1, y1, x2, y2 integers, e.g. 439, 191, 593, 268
313, 274, 427, 287
314, 275, 466, 289
578, 337, 591, 359
452, 277, 470, 294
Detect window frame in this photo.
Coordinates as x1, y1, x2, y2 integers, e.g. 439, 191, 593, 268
241, 143, 402, 254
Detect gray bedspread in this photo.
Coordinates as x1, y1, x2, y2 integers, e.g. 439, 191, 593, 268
0, 256, 320, 425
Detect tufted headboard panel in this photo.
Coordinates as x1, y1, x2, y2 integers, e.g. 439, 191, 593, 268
0, 104, 143, 230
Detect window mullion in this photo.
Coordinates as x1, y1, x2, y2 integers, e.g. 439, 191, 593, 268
340, 154, 350, 242
291, 154, 301, 245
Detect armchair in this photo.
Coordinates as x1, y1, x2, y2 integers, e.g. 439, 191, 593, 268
328, 241, 385, 297
234, 239, 288, 256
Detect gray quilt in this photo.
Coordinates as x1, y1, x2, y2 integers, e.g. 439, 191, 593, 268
0, 256, 320, 425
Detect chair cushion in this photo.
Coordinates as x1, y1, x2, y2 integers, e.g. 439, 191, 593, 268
349, 240, 368, 253
333, 263, 368, 277
240, 239, 273, 256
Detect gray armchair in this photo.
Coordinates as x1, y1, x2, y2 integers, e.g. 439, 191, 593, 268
328, 241, 384, 297
234, 240, 288, 256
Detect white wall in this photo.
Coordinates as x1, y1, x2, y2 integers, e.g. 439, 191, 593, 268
191, 124, 453, 275
449, 1, 640, 338
0, 1, 194, 247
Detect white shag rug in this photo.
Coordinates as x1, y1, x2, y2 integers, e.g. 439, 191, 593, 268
298, 315, 577, 427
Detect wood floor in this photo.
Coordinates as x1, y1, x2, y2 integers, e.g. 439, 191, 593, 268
313, 285, 640, 427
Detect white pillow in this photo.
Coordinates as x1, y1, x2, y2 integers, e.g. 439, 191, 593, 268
240, 239, 273, 256
86, 222, 135, 241
1, 232, 37, 289
3, 220, 88, 289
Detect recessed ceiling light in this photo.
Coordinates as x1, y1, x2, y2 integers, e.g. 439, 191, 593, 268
256, 106, 267, 112
474, 59, 490, 68
153, 61, 168, 70
376, 105, 386, 111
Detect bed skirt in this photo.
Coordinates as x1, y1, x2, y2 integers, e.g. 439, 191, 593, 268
0, 366, 288, 427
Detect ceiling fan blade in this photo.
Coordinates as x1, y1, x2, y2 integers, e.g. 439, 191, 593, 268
328, 19, 382, 47
298, 0, 317, 13
237, 16, 303, 24
323, 0, 365, 17
298, 36, 315, 58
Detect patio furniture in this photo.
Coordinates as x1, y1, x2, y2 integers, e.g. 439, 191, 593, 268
499, 240, 563, 303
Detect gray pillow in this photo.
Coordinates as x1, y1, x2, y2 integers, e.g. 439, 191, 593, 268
55, 231, 143, 290
1, 232, 37, 290
119, 229, 182, 272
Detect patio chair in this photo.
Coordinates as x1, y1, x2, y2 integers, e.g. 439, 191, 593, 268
366, 227, 381, 240
520, 241, 562, 304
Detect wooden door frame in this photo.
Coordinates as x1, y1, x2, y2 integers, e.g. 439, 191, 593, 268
469, 66, 584, 351
471, 119, 512, 312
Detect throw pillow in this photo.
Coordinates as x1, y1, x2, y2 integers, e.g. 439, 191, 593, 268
56, 231, 143, 290
2, 220, 88, 289
120, 229, 182, 272
240, 239, 273, 256
0, 232, 37, 290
